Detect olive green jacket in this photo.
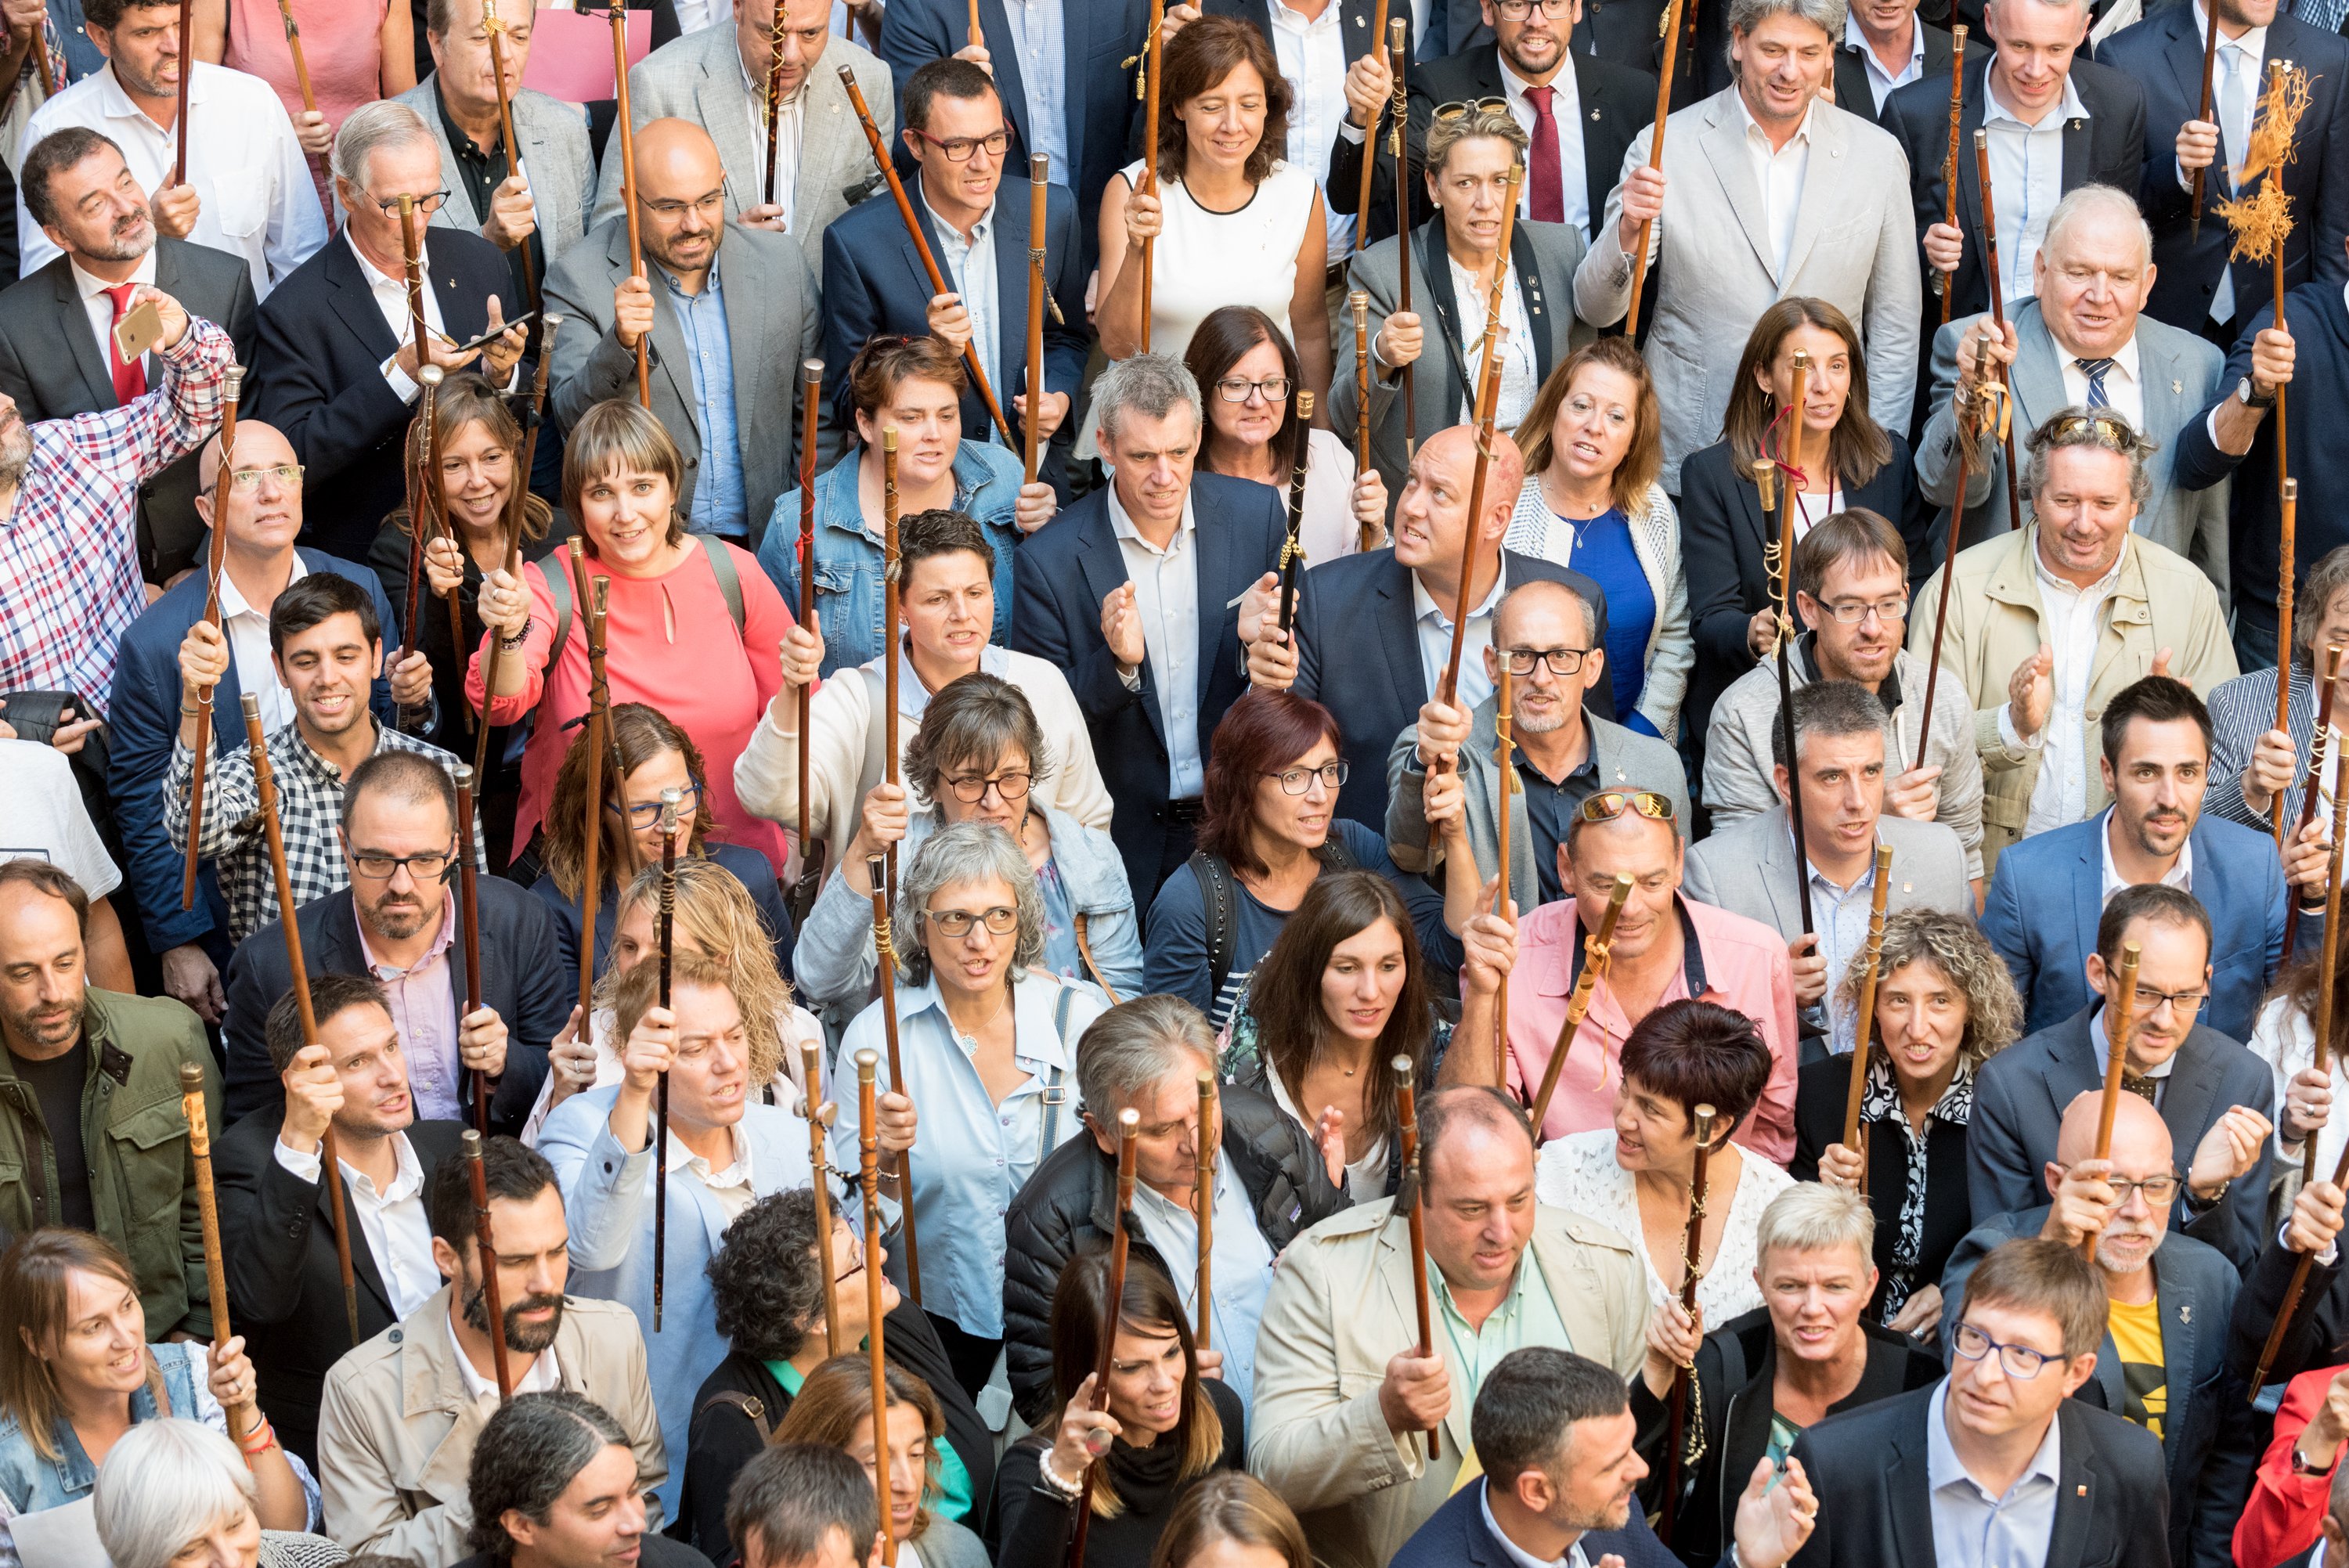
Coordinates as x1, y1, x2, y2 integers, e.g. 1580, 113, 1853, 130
0, 989, 218, 1336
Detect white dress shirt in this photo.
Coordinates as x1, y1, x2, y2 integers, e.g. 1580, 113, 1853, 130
1108, 485, 1207, 798
348, 231, 446, 405
1448, 251, 1539, 429
1844, 12, 1926, 112
1268, 0, 1354, 259
18, 61, 327, 297
2096, 802, 2193, 904
669, 1124, 759, 1223
739, 52, 806, 232
1500, 57, 1589, 232
1130, 1163, 1276, 1405
444, 1302, 564, 1407
1980, 69, 2088, 305
1734, 92, 1814, 279
926, 190, 1002, 445
1925, 1379, 2063, 1568
216, 553, 309, 735
69, 249, 157, 387
2004, 539, 2129, 835
274, 1129, 439, 1318
2056, 332, 2145, 429
1412, 564, 1507, 712
1481, 1480, 1592, 1568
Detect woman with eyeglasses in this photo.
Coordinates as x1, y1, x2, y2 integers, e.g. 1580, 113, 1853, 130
1678, 298, 1932, 748
471, 398, 800, 874
1504, 338, 1690, 741
1095, 17, 1331, 409
758, 334, 1055, 678
1143, 690, 1457, 1030
833, 821, 1109, 1400
1185, 306, 1387, 561
1792, 910, 2022, 1336
1331, 103, 1591, 499
770, 1357, 992, 1568
795, 672, 1141, 1018
680, 1188, 993, 1564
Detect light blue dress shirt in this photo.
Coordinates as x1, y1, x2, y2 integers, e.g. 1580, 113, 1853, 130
832, 971, 1106, 1338
1130, 1163, 1277, 1407
924, 190, 1004, 449
661, 256, 747, 539
1924, 1379, 2063, 1568
1804, 830, 1884, 1058
1109, 485, 1206, 798
997, 0, 1070, 186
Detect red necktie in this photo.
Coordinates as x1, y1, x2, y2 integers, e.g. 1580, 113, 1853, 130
103, 283, 146, 404
1524, 84, 1565, 225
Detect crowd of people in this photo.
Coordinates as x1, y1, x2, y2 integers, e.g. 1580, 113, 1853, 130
4, 0, 2349, 1563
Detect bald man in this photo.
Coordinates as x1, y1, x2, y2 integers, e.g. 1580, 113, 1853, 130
1939, 1090, 2257, 1568
1243, 424, 1615, 832
544, 117, 829, 553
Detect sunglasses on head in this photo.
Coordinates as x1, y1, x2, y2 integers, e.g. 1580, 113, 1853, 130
1576, 790, 1676, 824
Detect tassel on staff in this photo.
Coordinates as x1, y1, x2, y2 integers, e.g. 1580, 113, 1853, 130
802, 1039, 841, 1357
1067, 1108, 1141, 1564
463, 1129, 514, 1400
2085, 942, 2142, 1259
455, 765, 488, 1136
608, 0, 651, 407
1934, 27, 1966, 322
179, 1062, 258, 1451
474, 313, 562, 781
1195, 1073, 1217, 1351
653, 787, 680, 1332
856, 1050, 897, 1566
1838, 845, 1894, 1195
1657, 1103, 1717, 1547
868, 855, 922, 1304
180, 364, 245, 911
2281, 643, 2343, 961
1395, 1061, 1436, 1461
1527, 873, 1633, 1137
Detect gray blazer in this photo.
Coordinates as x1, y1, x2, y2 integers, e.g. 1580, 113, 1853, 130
1383, 697, 1688, 897
542, 214, 828, 551
1702, 638, 1986, 881
395, 77, 594, 267
1329, 217, 1592, 506
1914, 298, 2231, 593
1574, 88, 1921, 492
1681, 803, 1972, 945
589, 23, 895, 287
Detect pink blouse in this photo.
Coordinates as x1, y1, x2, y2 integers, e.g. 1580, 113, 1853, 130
464, 542, 794, 874
224, 0, 386, 224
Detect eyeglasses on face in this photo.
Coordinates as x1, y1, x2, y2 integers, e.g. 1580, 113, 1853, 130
1500, 646, 1590, 676
229, 463, 304, 492
2050, 1165, 2183, 1206
1214, 376, 1292, 404
640, 189, 727, 220
605, 782, 702, 827
944, 770, 1033, 803
1266, 761, 1349, 795
906, 126, 1012, 163
2124, 983, 2208, 1017
1492, 0, 1576, 16
1950, 1321, 2061, 1379
1432, 96, 1511, 121
926, 906, 1019, 938
1815, 597, 1907, 625
371, 190, 451, 216
1577, 790, 1675, 824
347, 848, 456, 882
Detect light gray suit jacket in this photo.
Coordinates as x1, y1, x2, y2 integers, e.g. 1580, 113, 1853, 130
1914, 298, 2232, 595
1574, 88, 1921, 492
542, 214, 829, 550
395, 77, 594, 267
1681, 803, 1972, 946
588, 23, 894, 287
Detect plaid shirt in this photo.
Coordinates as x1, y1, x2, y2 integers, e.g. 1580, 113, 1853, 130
0, 315, 232, 718
161, 719, 482, 945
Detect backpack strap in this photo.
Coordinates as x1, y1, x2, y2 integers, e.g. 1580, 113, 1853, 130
695, 533, 747, 636
1317, 834, 1359, 873
695, 1388, 774, 1443
1073, 913, 1121, 1005
543, 555, 573, 664
1037, 990, 1071, 1163
1187, 851, 1239, 1009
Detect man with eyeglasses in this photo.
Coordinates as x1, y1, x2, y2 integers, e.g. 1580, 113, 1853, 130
219, 747, 562, 1137
1786, 1235, 2170, 1568
1972, 882, 2275, 1270
1939, 1090, 2256, 1568
547, 115, 822, 548
248, 100, 530, 561
107, 422, 413, 1030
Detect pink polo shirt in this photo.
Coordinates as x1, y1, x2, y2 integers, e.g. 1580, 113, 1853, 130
1501, 896, 1799, 1164
356, 896, 462, 1124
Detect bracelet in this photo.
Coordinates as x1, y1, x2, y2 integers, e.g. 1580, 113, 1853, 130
498, 616, 532, 649
238, 1415, 276, 1457
1036, 1452, 1084, 1501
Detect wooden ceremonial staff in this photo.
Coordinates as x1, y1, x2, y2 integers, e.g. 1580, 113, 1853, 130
1024, 157, 1048, 484
1773, 351, 1816, 935
965, 0, 981, 47
463, 1128, 514, 1400
839, 67, 1017, 443
171, 0, 191, 186
273, 0, 318, 147
2189, 0, 2221, 243
399, 195, 432, 377
474, 312, 561, 782
399, 363, 445, 734
1352, 0, 1392, 240
180, 364, 244, 911
455, 766, 488, 1136
882, 429, 902, 904
2085, 941, 2142, 1259
1389, 18, 1413, 458
2305, 766, 2349, 1187
1436, 165, 1522, 711
1138, 0, 1164, 351
1494, 663, 1514, 1080
1911, 388, 1987, 769
654, 788, 680, 1331
2276, 478, 2301, 841
1657, 1103, 1717, 1547
802, 1039, 841, 1356
764, 0, 788, 208
1351, 290, 1375, 533
179, 1062, 257, 1450
857, 1050, 897, 1567
1277, 392, 1315, 636
1395, 1059, 1436, 1461
791, 360, 825, 921
1068, 1108, 1142, 1565
1528, 874, 1634, 1137
2281, 643, 2344, 960
868, 855, 922, 1304
568, 539, 612, 1022
1622, 0, 1686, 334
244, 691, 359, 1343
608, 0, 651, 407
1838, 844, 1894, 1195
1972, 129, 2023, 530
484, 0, 539, 314
1935, 26, 1966, 326
1194, 1073, 1217, 1351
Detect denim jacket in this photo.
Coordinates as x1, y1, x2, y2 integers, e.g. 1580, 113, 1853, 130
0, 1341, 215, 1567
756, 442, 1027, 676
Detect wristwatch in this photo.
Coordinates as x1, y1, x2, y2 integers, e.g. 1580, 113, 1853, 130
2240, 376, 2278, 410
2293, 1444, 2332, 1476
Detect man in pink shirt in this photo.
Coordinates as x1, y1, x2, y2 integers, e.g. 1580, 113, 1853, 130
1453, 790, 1799, 1162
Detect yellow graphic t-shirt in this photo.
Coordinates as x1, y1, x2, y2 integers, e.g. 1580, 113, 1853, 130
2108, 1295, 2167, 1441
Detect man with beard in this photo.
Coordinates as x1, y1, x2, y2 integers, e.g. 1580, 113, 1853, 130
1941, 1091, 2257, 1568
316, 1136, 667, 1563
218, 748, 561, 1135
0, 126, 253, 579
0, 856, 218, 1335
212, 971, 467, 1465
1981, 675, 2293, 1041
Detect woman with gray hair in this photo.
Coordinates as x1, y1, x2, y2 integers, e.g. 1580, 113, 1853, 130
90, 1419, 338, 1568
1790, 909, 2024, 1333
832, 821, 1110, 1402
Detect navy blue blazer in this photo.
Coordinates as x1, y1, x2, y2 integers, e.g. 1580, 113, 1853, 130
1970, 1004, 2275, 1269
1390, 1476, 1694, 1568
2097, 4, 2349, 336
103, 549, 401, 958
876, 0, 1150, 272
247, 226, 524, 562
1285, 547, 1614, 831
817, 173, 1090, 491
1978, 811, 2288, 1043
1010, 473, 1288, 899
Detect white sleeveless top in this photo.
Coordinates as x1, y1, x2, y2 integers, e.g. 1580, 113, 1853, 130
1121, 158, 1319, 362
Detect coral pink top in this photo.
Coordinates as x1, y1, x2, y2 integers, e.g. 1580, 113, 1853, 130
224, 0, 386, 224
464, 541, 794, 874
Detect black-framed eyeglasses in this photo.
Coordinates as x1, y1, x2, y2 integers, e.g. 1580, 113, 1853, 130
1268, 761, 1348, 795
926, 906, 1019, 937
1816, 597, 1908, 625
1500, 646, 1590, 676
2126, 984, 2209, 1017
372, 190, 451, 216
1578, 790, 1675, 824
1215, 376, 1292, 404
905, 125, 1012, 163
605, 782, 702, 827
1950, 1321, 2061, 1379
640, 188, 726, 220
347, 847, 458, 882
1433, 96, 1511, 121
2051, 1165, 2183, 1206
1492, 0, 1575, 15
944, 770, 1032, 803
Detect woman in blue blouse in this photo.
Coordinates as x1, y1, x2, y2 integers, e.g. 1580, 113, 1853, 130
759, 335, 1056, 676
1506, 337, 1692, 742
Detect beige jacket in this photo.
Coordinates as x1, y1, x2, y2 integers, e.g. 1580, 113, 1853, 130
1247, 1200, 1648, 1568
1905, 525, 2235, 877
316, 1291, 666, 1566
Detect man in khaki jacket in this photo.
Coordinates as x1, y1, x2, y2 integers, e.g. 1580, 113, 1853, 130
1906, 408, 2235, 877
1249, 1087, 1647, 1568
316, 1137, 665, 1564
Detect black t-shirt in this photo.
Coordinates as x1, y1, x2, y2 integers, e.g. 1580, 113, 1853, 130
9, 1038, 93, 1231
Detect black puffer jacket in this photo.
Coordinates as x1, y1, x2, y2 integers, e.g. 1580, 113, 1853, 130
1001, 1080, 1347, 1426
